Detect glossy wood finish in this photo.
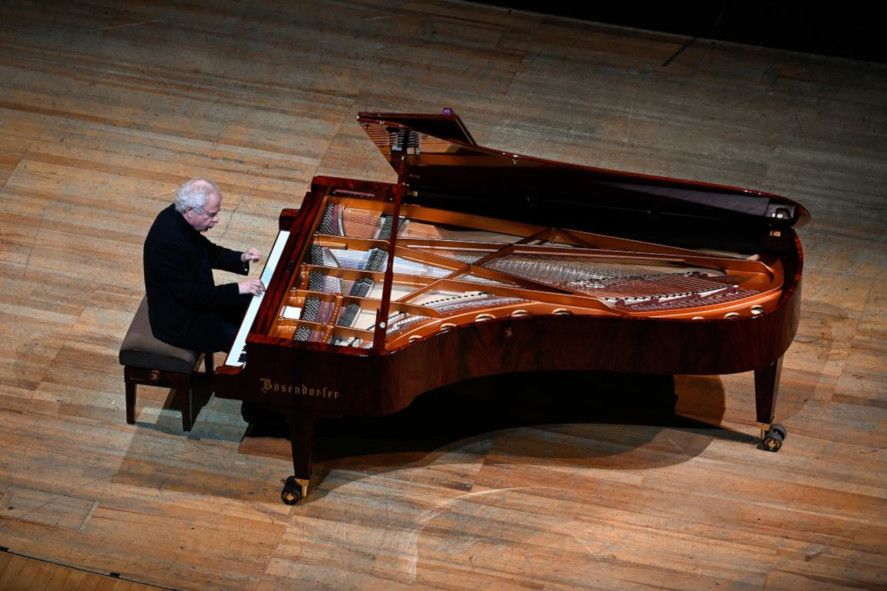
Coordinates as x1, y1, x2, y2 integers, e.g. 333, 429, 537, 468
216, 156, 805, 488
1, 1, 885, 589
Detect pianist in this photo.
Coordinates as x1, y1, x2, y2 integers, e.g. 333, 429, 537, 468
143, 178, 264, 353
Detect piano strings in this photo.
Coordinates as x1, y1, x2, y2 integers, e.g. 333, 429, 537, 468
272, 198, 784, 350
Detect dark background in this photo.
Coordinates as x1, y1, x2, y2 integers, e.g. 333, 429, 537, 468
470, 1, 886, 64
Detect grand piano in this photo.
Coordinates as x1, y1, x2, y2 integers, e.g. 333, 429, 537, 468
214, 109, 808, 504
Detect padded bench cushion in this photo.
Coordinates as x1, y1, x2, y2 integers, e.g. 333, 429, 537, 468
119, 296, 198, 373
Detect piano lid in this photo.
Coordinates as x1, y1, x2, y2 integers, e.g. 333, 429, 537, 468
357, 110, 810, 238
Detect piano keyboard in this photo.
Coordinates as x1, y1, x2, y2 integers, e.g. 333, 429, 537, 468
224, 230, 291, 367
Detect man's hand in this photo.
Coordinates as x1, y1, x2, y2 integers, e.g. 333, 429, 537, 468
241, 247, 261, 263
238, 278, 265, 296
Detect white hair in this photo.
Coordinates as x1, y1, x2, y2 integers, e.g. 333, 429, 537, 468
174, 178, 220, 214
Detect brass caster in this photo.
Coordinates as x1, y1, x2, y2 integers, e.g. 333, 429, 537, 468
760, 423, 787, 452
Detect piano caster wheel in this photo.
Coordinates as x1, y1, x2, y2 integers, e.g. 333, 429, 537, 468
281, 476, 306, 505
761, 423, 787, 452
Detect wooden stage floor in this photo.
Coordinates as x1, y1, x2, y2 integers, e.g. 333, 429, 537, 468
1, 1, 885, 589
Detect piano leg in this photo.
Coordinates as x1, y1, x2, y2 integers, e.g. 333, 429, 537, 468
754, 357, 787, 451
282, 412, 313, 504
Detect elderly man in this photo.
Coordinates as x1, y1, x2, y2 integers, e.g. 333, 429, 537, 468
143, 178, 264, 353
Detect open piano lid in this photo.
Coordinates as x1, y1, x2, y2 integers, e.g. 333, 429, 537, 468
358, 109, 809, 250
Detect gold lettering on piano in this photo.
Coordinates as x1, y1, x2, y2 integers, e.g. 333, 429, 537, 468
259, 378, 340, 399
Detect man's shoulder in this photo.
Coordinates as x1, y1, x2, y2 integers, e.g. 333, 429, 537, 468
145, 205, 186, 249
147, 205, 183, 236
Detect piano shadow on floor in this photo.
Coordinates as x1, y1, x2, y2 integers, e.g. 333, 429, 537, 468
241, 370, 757, 501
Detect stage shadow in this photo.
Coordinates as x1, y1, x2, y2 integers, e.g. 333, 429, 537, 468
241, 370, 755, 503
317, 372, 683, 458
114, 370, 758, 503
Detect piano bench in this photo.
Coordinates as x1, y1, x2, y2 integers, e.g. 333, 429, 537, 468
118, 296, 212, 431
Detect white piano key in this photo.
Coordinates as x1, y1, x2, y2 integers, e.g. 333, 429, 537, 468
225, 230, 291, 367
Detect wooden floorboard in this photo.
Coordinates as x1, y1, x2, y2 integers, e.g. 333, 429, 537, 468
1, 1, 885, 589
0, 551, 166, 591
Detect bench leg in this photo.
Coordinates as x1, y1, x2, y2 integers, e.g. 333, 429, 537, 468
184, 385, 193, 432
125, 379, 136, 425
168, 373, 193, 432
122, 365, 202, 431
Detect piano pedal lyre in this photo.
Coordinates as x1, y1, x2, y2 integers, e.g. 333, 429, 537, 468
758, 422, 788, 452
282, 476, 309, 505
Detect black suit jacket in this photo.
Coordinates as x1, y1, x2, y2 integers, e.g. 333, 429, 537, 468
143, 204, 248, 349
